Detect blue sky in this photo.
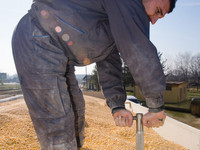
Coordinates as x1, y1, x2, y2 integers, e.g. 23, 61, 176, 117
0, 0, 199, 75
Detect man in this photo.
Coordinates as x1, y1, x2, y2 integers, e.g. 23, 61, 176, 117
12, 0, 177, 149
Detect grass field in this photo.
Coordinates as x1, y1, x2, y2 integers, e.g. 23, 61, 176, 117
0, 83, 22, 99
187, 89, 200, 100
0, 83, 21, 90
165, 89, 200, 129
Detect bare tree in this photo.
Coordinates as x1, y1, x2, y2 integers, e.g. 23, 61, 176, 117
174, 52, 192, 81
190, 53, 200, 90
158, 51, 168, 74
166, 52, 200, 90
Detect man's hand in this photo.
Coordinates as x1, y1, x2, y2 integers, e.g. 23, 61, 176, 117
143, 110, 166, 128
113, 109, 133, 127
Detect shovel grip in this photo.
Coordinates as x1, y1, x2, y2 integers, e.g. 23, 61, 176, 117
133, 113, 143, 132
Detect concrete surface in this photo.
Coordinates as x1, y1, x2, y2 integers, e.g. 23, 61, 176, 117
125, 100, 200, 150
0, 95, 24, 103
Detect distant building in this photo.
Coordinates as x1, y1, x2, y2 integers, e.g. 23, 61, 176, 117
81, 75, 96, 91
164, 81, 188, 103
127, 81, 188, 103
0, 73, 7, 80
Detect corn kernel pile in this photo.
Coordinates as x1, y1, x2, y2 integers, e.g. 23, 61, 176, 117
0, 96, 187, 150
0, 99, 40, 150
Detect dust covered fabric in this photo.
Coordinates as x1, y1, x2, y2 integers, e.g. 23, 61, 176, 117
30, 0, 165, 109
12, 0, 166, 149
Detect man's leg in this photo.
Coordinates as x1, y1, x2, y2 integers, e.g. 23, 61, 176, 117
65, 65, 85, 147
12, 14, 78, 149
21, 74, 77, 150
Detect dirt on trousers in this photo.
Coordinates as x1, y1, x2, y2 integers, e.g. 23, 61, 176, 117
0, 95, 187, 150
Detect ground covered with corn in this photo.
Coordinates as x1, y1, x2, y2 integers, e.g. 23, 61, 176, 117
0, 95, 187, 150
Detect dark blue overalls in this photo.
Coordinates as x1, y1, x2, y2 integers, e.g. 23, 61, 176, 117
12, 0, 166, 149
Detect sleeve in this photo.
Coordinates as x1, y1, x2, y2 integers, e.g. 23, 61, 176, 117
102, 0, 166, 109
96, 48, 126, 112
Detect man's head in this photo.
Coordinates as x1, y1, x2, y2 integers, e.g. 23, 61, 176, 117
142, 0, 177, 24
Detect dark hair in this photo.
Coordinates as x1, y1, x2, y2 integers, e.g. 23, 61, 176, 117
168, 0, 177, 13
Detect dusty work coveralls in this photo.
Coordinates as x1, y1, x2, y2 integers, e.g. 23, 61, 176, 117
12, 0, 166, 149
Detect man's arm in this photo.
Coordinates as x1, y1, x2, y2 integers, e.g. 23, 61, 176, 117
102, 0, 166, 111
96, 48, 126, 112
100, 0, 166, 127
97, 48, 134, 127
